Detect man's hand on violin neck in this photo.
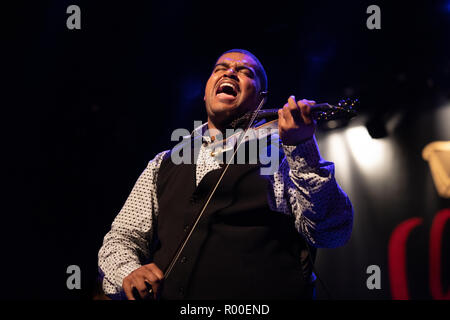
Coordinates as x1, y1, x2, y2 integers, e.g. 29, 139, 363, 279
123, 263, 164, 300
278, 95, 316, 146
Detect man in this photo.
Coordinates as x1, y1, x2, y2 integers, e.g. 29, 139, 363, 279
98, 49, 353, 300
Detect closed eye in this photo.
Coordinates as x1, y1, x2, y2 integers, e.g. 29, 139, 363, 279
239, 68, 254, 78
213, 64, 255, 78
214, 66, 226, 72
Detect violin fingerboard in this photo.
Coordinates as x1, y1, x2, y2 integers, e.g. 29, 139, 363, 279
229, 98, 358, 129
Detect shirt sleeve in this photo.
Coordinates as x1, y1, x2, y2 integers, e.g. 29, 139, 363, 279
97, 150, 168, 299
268, 136, 353, 248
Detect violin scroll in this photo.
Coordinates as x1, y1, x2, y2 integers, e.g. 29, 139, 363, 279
313, 98, 358, 122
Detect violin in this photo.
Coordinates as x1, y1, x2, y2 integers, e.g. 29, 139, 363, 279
229, 98, 358, 130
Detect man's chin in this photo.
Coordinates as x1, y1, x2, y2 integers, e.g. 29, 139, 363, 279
208, 105, 242, 128
214, 95, 239, 106
209, 99, 240, 115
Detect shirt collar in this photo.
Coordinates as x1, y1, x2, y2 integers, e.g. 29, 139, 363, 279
187, 122, 212, 144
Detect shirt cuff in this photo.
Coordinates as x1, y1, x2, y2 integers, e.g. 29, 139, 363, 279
282, 136, 322, 171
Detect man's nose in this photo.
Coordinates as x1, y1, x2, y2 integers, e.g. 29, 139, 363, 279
224, 68, 238, 80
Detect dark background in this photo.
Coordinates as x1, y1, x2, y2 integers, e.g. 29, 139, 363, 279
4, 0, 450, 299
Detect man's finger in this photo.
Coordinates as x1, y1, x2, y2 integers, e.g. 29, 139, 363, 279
278, 108, 286, 126
136, 270, 162, 299
287, 95, 297, 110
298, 100, 316, 117
133, 278, 151, 300
290, 95, 302, 118
288, 95, 302, 117
282, 103, 295, 125
123, 281, 135, 300
146, 264, 164, 281
141, 269, 160, 284
298, 99, 313, 125
278, 108, 287, 130
288, 95, 305, 125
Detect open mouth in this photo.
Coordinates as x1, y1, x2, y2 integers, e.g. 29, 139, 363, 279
216, 81, 239, 99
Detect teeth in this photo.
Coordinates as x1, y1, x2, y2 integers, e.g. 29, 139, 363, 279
220, 83, 236, 90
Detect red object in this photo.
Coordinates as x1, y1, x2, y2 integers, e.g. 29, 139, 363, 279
429, 209, 450, 300
388, 209, 450, 300
388, 217, 423, 300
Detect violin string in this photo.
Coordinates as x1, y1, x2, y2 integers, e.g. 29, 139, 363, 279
164, 97, 267, 279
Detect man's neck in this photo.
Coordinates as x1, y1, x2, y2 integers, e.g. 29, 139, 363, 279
207, 118, 224, 136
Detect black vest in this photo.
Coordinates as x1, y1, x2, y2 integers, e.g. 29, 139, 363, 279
152, 135, 314, 300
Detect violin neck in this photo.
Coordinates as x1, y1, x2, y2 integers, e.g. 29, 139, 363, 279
228, 100, 357, 129
242, 103, 336, 125
253, 103, 334, 119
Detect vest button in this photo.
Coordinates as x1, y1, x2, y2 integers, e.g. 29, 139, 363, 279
183, 225, 189, 232
180, 256, 187, 263
179, 287, 185, 296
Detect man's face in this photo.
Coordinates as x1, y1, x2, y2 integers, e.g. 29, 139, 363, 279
204, 52, 263, 127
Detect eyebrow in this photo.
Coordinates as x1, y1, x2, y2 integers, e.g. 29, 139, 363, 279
214, 62, 256, 74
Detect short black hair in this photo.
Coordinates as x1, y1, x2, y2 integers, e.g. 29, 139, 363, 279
218, 49, 268, 93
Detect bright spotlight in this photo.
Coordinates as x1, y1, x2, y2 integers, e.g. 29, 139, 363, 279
345, 126, 393, 174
